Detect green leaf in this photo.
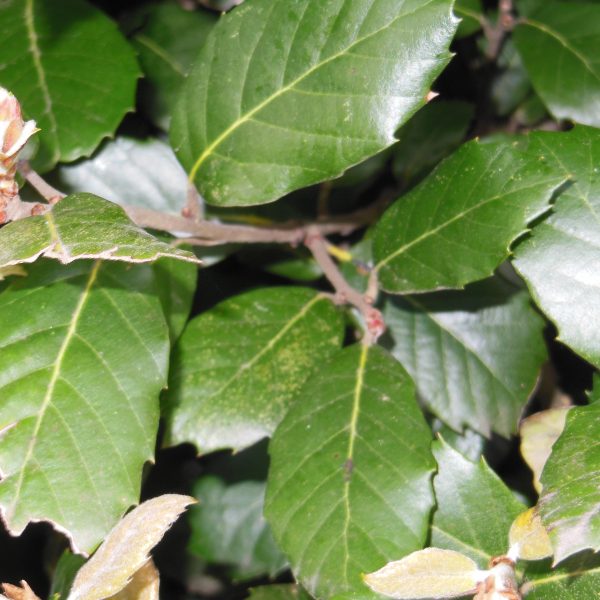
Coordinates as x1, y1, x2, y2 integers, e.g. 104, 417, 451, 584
68, 494, 194, 600
0, 261, 169, 553
514, 1, 600, 128
513, 126, 600, 368
382, 277, 547, 437
590, 374, 600, 404
171, 0, 457, 206
454, 0, 483, 38
189, 476, 287, 580
49, 551, 86, 600
265, 344, 435, 599
0, 194, 199, 268
56, 137, 189, 215
130, 3, 216, 129
165, 287, 344, 453
0, 0, 139, 171
373, 136, 565, 293
392, 100, 474, 187
248, 585, 312, 600
538, 402, 600, 563
431, 439, 525, 562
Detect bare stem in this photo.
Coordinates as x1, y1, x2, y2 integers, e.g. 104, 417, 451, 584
483, 0, 515, 60
305, 228, 384, 344
17, 162, 65, 204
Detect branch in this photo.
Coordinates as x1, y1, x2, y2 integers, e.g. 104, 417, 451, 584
483, 0, 515, 60
305, 228, 384, 344
18, 162, 65, 204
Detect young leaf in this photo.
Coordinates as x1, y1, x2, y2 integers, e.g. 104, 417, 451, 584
0, 0, 139, 171
431, 439, 525, 562
373, 136, 565, 293
56, 137, 190, 215
364, 548, 483, 599
0, 261, 169, 553
68, 495, 194, 600
105, 560, 159, 600
519, 408, 569, 493
382, 277, 547, 437
514, 1, 600, 128
165, 288, 344, 453
538, 402, 600, 563
508, 508, 553, 561
0, 194, 199, 268
189, 477, 287, 580
171, 0, 458, 206
1, 582, 40, 600
513, 126, 600, 369
265, 344, 436, 599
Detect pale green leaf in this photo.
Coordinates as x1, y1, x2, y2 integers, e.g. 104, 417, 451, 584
364, 548, 482, 599
431, 439, 525, 562
0, 261, 169, 553
513, 126, 600, 368
514, 1, 600, 128
373, 136, 565, 293
165, 287, 344, 453
265, 344, 436, 599
508, 508, 553, 561
539, 402, 600, 563
0, 0, 139, 170
171, 0, 457, 206
189, 477, 287, 580
106, 560, 159, 600
0, 194, 199, 268
382, 277, 547, 437
68, 495, 194, 600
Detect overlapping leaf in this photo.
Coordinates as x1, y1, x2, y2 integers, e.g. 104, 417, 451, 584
171, 0, 457, 206
265, 344, 435, 599
513, 126, 600, 368
538, 402, 600, 563
165, 288, 344, 453
0, 0, 139, 170
382, 277, 547, 437
373, 136, 565, 293
0, 194, 198, 268
189, 477, 287, 580
248, 585, 311, 600
514, 1, 600, 128
0, 261, 169, 552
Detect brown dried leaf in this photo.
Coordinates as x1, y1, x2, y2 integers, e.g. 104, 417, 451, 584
1, 581, 40, 600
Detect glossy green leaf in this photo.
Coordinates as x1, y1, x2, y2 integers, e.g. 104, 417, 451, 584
538, 402, 600, 563
454, 0, 483, 38
514, 1, 600, 128
165, 287, 344, 453
373, 136, 565, 293
56, 137, 189, 215
248, 585, 312, 600
0, 261, 169, 553
382, 277, 547, 437
189, 476, 287, 580
0, 0, 139, 171
431, 439, 525, 562
131, 3, 216, 129
392, 100, 474, 186
513, 126, 600, 368
265, 344, 435, 599
69, 495, 194, 600
0, 194, 198, 268
171, 0, 457, 206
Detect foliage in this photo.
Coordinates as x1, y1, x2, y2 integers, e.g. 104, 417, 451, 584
0, 0, 598, 599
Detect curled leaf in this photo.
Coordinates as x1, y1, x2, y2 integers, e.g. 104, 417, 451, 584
363, 548, 485, 599
508, 508, 553, 561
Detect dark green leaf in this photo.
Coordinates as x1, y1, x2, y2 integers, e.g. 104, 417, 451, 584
431, 439, 525, 562
539, 402, 600, 563
189, 476, 287, 580
0, 261, 169, 553
513, 126, 600, 369
0, 0, 139, 170
382, 277, 547, 437
131, 3, 216, 129
454, 0, 483, 38
248, 585, 312, 600
56, 137, 189, 215
0, 194, 198, 268
373, 136, 565, 293
392, 100, 474, 186
589, 374, 600, 404
265, 344, 435, 599
49, 550, 85, 600
171, 0, 457, 206
165, 287, 344, 453
514, 1, 600, 128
